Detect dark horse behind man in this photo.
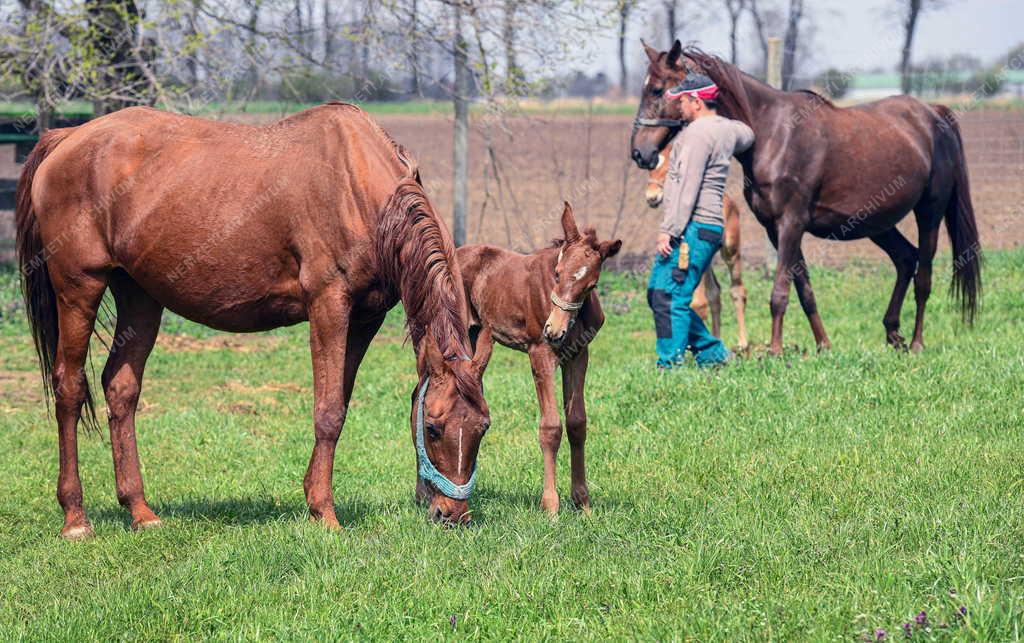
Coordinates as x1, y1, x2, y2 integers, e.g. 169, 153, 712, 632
16, 103, 492, 539
631, 41, 981, 355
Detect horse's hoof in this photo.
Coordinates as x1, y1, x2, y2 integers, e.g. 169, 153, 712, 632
132, 518, 163, 532
540, 496, 560, 516
310, 514, 342, 531
910, 341, 924, 353
60, 523, 94, 541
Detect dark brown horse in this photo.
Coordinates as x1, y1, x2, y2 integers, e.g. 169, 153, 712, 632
456, 203, 620, 514
16, 103, 491, 539
631, 42, 981, 355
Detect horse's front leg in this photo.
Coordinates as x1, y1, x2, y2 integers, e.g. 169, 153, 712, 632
562, 346, 591, 513
528, 344, 562, 515
767, 219, 807, 356
303, 288, 353, 529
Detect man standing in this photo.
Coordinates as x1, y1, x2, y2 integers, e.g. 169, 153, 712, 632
647, 73, 754, 368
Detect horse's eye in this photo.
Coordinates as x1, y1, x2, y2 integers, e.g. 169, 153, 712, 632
426, 423, 442, 440
481, 421, 490, 434
554, 272, 560, 284
651, 87, 664, 97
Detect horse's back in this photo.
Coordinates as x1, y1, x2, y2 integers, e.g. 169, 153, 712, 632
28, 104, 405, 332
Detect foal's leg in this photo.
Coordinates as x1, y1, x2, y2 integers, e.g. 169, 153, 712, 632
869, 228, 918, 350
910, 216, 942, 353
528, 344, 562, 515
690, 276, 711, 325
303, 289, 354, 528
704, 268, 723, 338
52, 275, 107, 540
561, 346, 591, 513
720, 238, 748, 351
102, 274, 164, 530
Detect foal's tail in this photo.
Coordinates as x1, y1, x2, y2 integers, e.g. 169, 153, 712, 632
15, 128, 99, 430
934, 104, 981, 325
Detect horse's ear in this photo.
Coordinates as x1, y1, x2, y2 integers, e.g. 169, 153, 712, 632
470, 327, 493, 377
666, 39, 683, 69
561, 201, 580, 243
600, 239, 623, 259
642, 39, 660, 64
419, 334, 445, 378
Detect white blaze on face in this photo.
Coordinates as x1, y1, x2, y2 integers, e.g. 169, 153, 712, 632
573, 266, 588, 281
458, 427, 463, 476
655, 153, 666, 170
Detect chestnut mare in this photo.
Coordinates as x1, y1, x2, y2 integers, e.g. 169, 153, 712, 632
631, 42, 982, 355
456, 203, 621, 514
645, 143, 748, 350
16, 103, 491, 539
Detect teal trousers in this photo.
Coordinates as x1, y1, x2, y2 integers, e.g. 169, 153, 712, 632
647, 222, 730, 367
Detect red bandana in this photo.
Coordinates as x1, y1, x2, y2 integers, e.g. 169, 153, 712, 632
666, 83, 719, 101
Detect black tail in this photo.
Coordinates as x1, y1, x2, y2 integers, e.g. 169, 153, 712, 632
15, 127, 99, 430
934, 104, 981, 324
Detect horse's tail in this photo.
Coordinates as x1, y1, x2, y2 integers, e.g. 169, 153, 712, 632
934, 104, 981, 324
15, 127, 99, 430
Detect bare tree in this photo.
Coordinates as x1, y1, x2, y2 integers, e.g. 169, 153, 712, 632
617, 0, 637, 93
747, 0, 770, 76
663, 0, 680, 44
781, 0, 804, 90
723, 0, 746, 65
898, 0, 949, 94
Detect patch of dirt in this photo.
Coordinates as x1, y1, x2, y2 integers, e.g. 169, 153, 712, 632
0, 369, 43, 409
156, 334, 282, 353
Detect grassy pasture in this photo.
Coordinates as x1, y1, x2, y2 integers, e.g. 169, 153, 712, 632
0, 249, 1022, 640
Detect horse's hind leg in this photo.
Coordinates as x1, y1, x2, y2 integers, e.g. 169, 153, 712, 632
910, 213, 942, 352
102, 272, 164, 530
562, 347, 590, 513
52, 274, 107, 540
869, 228, 918, 350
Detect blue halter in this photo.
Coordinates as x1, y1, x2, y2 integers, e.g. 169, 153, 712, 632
415, 375, 478, 500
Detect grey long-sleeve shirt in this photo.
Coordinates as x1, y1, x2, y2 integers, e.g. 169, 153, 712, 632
660, 115, 755, 236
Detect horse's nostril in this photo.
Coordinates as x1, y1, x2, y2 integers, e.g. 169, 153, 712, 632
631, 149, 642, 163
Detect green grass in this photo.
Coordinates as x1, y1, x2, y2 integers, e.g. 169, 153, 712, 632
1, 249, 1023, 640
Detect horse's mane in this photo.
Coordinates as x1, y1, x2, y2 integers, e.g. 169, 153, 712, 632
796, 89, 834, 107
375, 146, 483, 406
681, 47, 756, 127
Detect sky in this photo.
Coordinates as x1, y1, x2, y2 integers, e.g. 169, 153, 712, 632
584, 0, 1023, 82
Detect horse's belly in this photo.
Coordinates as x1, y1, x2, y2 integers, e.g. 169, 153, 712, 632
120, 246, 308, 332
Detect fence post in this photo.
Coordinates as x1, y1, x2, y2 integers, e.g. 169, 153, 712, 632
761, 36, 783, 274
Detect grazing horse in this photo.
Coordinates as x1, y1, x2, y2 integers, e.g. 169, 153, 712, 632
456, 203, 621, 514
631, 41, 982, 355
16, 103, 491, 538
645, 143, 748, 350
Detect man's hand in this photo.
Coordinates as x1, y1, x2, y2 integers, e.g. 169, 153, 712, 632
656, 232, 674, 258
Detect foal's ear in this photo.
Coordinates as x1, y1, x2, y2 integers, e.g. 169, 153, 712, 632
471, 327, 494, 377
666, 40, 683, 69
642, 39, 660, 65
600, 239, 622, 259
561, 201, 580, 243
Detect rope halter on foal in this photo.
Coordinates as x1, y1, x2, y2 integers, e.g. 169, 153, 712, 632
549, 291, 585, 313
415, 372, 477, 500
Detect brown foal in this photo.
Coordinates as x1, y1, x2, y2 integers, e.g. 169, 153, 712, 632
17, 103, 490, 538
456, 203, 621, 514
645, 142, 748, 350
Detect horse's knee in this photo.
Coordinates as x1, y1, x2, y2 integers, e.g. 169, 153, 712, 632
769, 290, 789, 316
313, 405, 347, 442
539, 421, 562, 451
102, 372, 141, 424
52, 365, 87, 411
